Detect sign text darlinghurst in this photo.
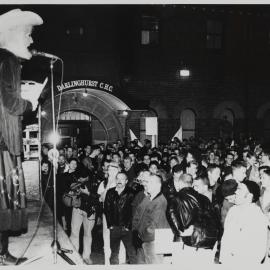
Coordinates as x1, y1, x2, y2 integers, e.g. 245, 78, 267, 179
56, 80, 113, 92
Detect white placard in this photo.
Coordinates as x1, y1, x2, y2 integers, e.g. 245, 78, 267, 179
155, 228, 174, 254
145, 117, 158, 135
21, 78, 48, 101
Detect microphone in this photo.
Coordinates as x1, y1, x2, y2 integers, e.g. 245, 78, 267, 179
31, 49, 60, 60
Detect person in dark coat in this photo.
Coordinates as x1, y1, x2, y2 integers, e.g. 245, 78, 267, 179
104, 172, 137, 264
0, 9, 43, 265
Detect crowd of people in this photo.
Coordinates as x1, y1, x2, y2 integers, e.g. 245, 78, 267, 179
41, 136, 270, 265
0, 6, 268, 267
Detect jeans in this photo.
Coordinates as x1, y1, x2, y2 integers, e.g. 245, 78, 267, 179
110, 226, 136, 264
0, 232, 8, 255
142, 241, 163, 264
69, 208, 95, 259
136, 247, 146, 264
102, 214, 111, 264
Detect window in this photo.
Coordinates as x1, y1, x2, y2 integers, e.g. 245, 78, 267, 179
219, 109, 234, 140
60, 111, 90, 121
180, 109, 196, 139
65, 25, 85, 39
206, 20, 223, 49
29, 131, 38, 139
141, 16, 159, 46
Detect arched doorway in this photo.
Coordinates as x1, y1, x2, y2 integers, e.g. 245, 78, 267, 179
58, 110, 108, 147
219, 108, 234, 140
220, 108, 234, 126
41, 88, 130, 146
213, 101, 244, 140
180, 109, 196, 139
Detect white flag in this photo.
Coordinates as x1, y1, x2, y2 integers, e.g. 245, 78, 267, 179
172, 126, 183, 141
129, 129, 143, 147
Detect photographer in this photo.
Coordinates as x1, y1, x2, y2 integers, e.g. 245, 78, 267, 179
57, 158, 79, 235
69, 169, 100, 265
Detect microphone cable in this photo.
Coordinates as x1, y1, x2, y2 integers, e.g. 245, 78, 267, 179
16, 55, 66, 264
16, 162, 53, 264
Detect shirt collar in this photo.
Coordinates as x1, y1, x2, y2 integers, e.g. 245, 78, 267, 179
149, 191, 161, 201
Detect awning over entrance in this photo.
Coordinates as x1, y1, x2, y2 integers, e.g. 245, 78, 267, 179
83, 88, 130, 111
41, 88, 131, 145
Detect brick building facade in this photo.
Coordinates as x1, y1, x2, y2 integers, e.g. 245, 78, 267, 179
10, 4, 270, 145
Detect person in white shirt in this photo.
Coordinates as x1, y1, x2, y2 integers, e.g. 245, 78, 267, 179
220, 180, 268, 265
259, 168, 270, 260
260, 168, 270, 214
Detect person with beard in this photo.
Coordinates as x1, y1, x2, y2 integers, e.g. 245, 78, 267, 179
57, 154, 69, 175
104, 172, 137, 264
0, 9, 43, 265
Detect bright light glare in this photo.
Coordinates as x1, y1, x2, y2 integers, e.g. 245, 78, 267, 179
123, 110, 128, 116
180, 69, 190, 77
83, 92, 88, 97
48, 132, 60, 145
41, 110, 47, 116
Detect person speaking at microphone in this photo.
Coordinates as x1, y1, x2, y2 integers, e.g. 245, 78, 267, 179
31, 49, 60, 60
0, 9, 43, 265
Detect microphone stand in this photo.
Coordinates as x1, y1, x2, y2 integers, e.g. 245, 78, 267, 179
49, 58, 75, 265
49, 57, 59, 264
38, 106, 42, 201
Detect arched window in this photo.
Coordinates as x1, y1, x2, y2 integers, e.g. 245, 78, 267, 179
180, 109, 196, 139
220, 108, 234, 126
218, 109, 234, 140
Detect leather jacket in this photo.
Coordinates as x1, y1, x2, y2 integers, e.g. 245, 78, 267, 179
162, 177, 177, 201
166, 187, 219, 248
104, 186, 135, 230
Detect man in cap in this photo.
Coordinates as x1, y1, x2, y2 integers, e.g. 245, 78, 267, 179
0, 9, 43, 265
220, 180, 268, 264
